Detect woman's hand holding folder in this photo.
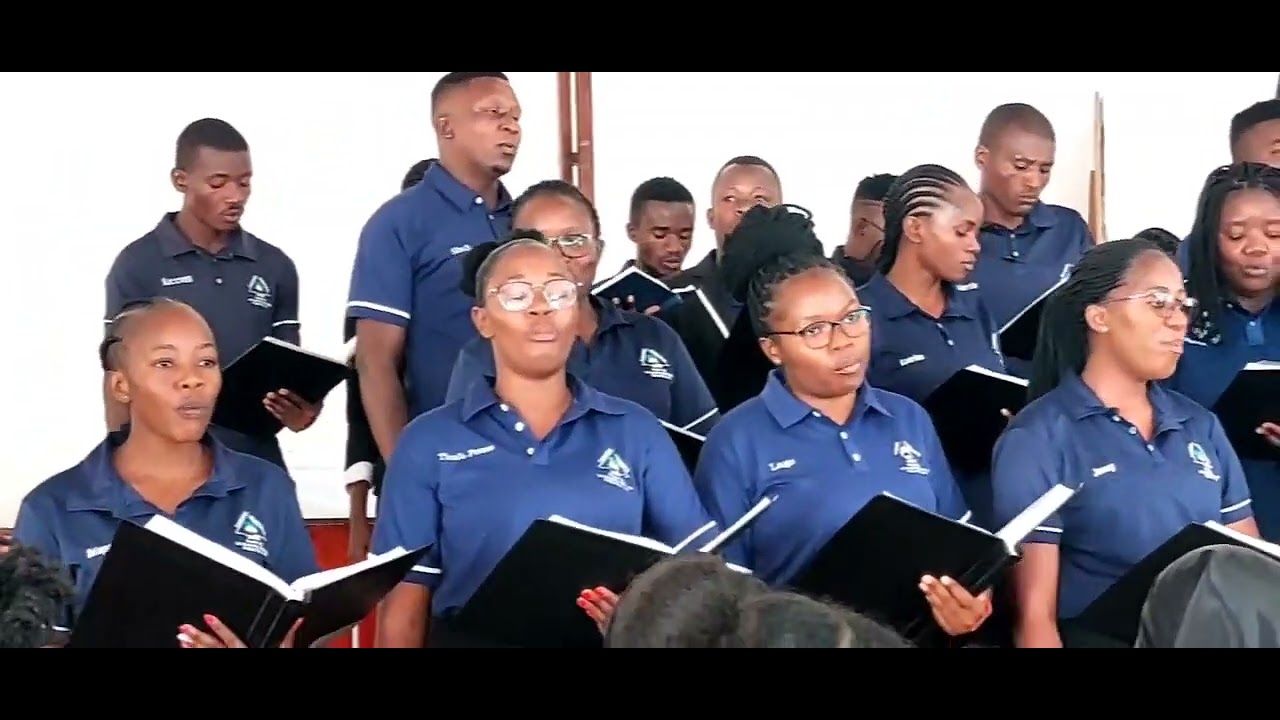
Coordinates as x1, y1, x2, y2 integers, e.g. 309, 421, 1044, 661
577, 586, 621, 635
1256, 422, 1280, 448
920, 575, 992, 636
178, 614, 303, 648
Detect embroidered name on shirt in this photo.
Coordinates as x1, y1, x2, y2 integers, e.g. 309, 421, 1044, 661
899, 354, 926, 368
450, 244, 473, 256
955, 282, 979, 292
86, 544, 111, 559
161, 275, 194, 287
437, 445, 496, 462
1091, 463, 1116, 478
768, 459, 796, 472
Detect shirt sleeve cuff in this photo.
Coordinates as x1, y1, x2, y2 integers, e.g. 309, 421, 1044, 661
1220, 499, 1253, 525
1023, 527, 1063, 546
344, 461, 374, 488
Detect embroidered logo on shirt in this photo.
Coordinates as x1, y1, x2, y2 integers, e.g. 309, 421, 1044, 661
85, 544, 111, 559
639, 348, 674, 381
596, 449, 635, 492
233, 511, 269, 558
161, 275, 194, 287
893, 441, 930, 476
437, 445, 496, 462
246, 275, 273, 309
1187, 442, 1220, 481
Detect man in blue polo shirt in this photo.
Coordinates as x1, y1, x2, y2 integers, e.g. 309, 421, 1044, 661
102, 118, 319, 468
970, 103, 1093, 375
345, 72, 521, 556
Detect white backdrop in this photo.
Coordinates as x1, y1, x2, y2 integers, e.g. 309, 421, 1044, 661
1, 71, 1274, 523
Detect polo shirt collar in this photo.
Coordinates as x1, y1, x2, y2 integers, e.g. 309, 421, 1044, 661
155, 212, 257, 260
423, 163, 512, 214
760, 369, 893, 429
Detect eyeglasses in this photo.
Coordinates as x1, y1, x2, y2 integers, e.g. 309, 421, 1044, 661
1098, 289, 1199, 319
768, 308, 872, 349
540, 233, 596, 259
488, 278, 580, 312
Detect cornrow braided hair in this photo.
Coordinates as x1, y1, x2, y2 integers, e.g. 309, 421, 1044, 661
1182, 162, 1280, 346
460, 229, 552, 302
878, 164, 970, 274
718, 203, 836, 337
1027, 237, 1167, 403
100, 297, 185, 371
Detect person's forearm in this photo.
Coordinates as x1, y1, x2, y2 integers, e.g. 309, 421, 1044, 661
357, 360, 409, 462
1015, 620, 1063, 648
348, 482, 370, 520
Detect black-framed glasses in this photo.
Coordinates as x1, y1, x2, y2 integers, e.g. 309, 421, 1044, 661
1098, 289, 1199, 319
541, 233, 595, 259
488, 278, 580, 312
769, 308, 872, 349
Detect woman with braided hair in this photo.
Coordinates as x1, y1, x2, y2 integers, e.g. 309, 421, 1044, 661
695, 204, 992, 640
989, 237, 1260, 648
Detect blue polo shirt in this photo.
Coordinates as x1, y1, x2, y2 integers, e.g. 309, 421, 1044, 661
694, 370, 969, 586
989, 374, 1253, 620
104, 213, 302, 465
370, 376, 713, 618
972, 203, 1092, 329
444, 298, 719, 435
12, 432, 319, 630
859, 274, 1006, 401
346, 164, 512, 418
1169, 298, 1280, 537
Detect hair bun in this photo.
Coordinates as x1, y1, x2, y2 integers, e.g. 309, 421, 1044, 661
719, 204, 821, 303
458, 228, 550, 298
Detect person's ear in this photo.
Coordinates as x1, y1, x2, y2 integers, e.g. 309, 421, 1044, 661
903, 215, 926, 246
1084, 303, 1110, 335
974, 144, 990, 172
625, 221, 638, 244
109, 371, 131, 405
472, 305, 495, 339
436, 113, 454, 140
759, 337, 783, 366
171, 168, 187, 194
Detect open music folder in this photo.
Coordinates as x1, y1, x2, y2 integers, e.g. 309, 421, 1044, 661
788, 484, 1076, 645
213, 336, 348, 437
999, 276, 1069, 362
450, 496, 776, 648
923, 365, 1028, 472
69, 516, 430, 649
1212, 361, 1280, 460
592, 266, 683, 313
1076, 521, 1280, 646
661, 420, 706, 472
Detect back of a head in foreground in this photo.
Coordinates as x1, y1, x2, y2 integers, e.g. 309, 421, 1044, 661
0, 541, 72, 648
732, 591, 914, 648
604, 554, 766, 648
1137, 544, 1280, 648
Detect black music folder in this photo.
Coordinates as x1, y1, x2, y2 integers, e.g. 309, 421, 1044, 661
451, 496, 776, 648
661, 421, 706, 472
69, 516, 430, 649
1075, 521, 1280, 646
592, 266, 683, 313
214, 336, 348, 437
999, 277, 1068, 362
1212, 361, 1280, 460
789, 484, 1075, 645
924, 365, 1029, 473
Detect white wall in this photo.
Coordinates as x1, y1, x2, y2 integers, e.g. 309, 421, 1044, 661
1, 71, 1274, 524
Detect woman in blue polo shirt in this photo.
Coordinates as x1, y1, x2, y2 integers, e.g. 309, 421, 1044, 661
990, 237, 1260, 648
857, 165, 1010, 527
13, 297, 318, 647
445, 180, 719, 438
694, 204, 992, 639
372, 237, 713, 648
1168, 163, 1280, 537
